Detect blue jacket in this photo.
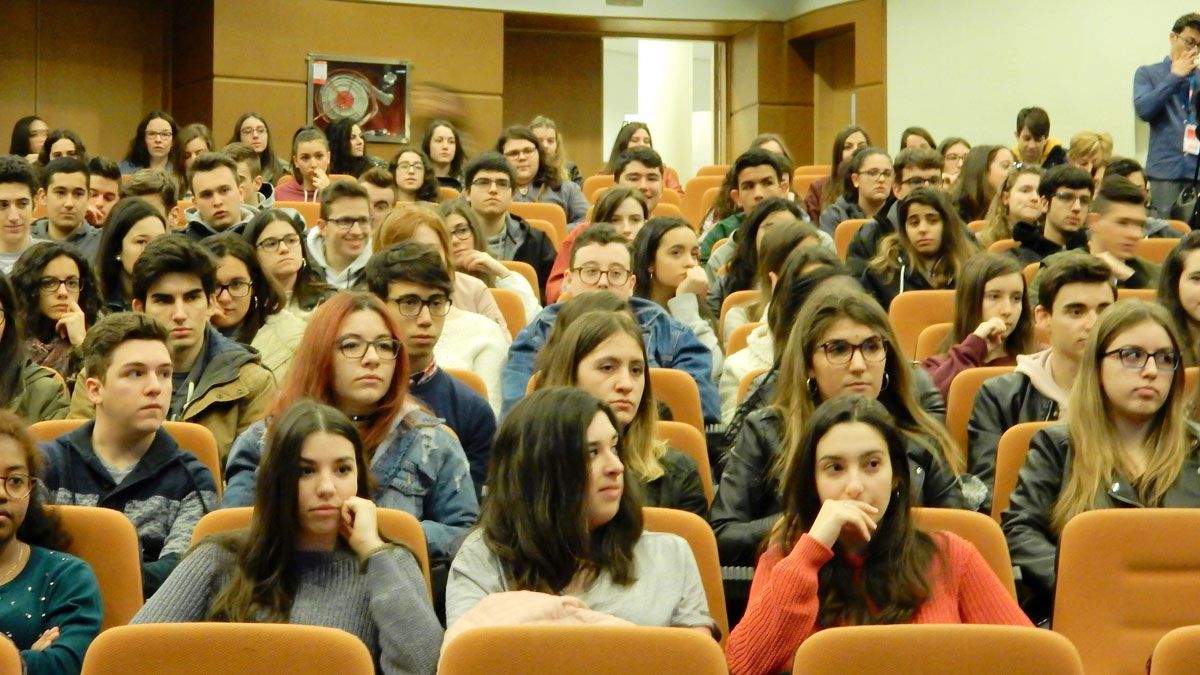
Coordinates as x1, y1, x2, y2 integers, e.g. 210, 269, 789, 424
501, 295, 720, 423
1134, 57, 1200, 180
222, 410, 479, 561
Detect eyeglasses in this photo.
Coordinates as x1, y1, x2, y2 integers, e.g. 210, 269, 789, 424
241, 126, 267, 137
944, 153, 967, 163
389, 293, 452, 317
328, 216, 370, 232
470, 178, 511, 191
38, 276, 82, 294
572, 265, 631, 286
335, 337, 402, 360
449, 224, 472, 241
858, 169, 894, 180
503, 147, 537, 159
215, 280, 252, 298
818, 337, 888, 365
901, 176, 940, 188
1053, 192, 1092, 208
394, 162, 423, 173
1103, 346, 1180, 372
1178, 35, 1200, 49
256, 233, 301, 252
0, 473, 34, 499
144, 131, 173, 140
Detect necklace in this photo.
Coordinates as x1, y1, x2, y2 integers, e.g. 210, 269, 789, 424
0, 543, 26, 583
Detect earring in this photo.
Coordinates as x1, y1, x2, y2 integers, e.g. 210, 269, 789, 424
882, 372, 890, 390
115, 254, 122, 261
806, 377, 818, 396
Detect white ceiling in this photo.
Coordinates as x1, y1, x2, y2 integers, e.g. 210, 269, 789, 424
370, 0, 850, 22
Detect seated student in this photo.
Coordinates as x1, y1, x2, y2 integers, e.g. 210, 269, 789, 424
726, 396, 1029, 675
37, 130, 88, 167
1103, 157, 1178, 238
85, 156, 122, 227
818, 147, 894, 235
938, 136, 971, 188
900, 126, 935, 149
389, 145, 440, 204
9, 115, 49, 164
1066, 130, 1113, 182
631, 217, 722, 375
496, 126, 588, 226
372, 204, 510, 333
861, 187, 978, 311
440, 199, 543, 324
360, 166, 398, 230
601, 122, 686, 195
546, 153, 663, 303
68, 236, 277, 461
1011, 106, 1066, 169
222, 292, 476, 555
174, 124, 215, 191
422, 119, 466, 191
31, 158, 101, 259
222, 141, 307, 229
202, 233, 306, 382
42, 312, 217, 597
181, 152, 258, 240
699, 149, 786, 262
719, 244, 841, 425
364, 242, 497, 498
0, 154, 42, 274
121, 168, 181, 226
95, 197, 169, 313
0, 275, 68, 423
133, 400, 443, 674
242, 208, 332, 318
710, 289, 965, 565
535, 311, 708, 516
1003, 300, 1199, 620
806, 126, 871, 222
462, 151, 557, 293
1010, 164, 1093, 266
1085, 175, 1160, 289
230, 112, 289, 186
503, 223, 720, 424
969, 254, 1115, 511
118, 112, 177, 176
976, 165, 1043, 249
275, 127, 331, 203
953, 145, 1015, 223
306, 180, 373, 290
326, 118, 383, 179
11, 242, 101, 387
0, 411, 102, 675
531, 115, 582, 186
1159, 231, 1200, 364
846, 147, 944, 275
445, 387, 716, 639
921, 253, 1035, 399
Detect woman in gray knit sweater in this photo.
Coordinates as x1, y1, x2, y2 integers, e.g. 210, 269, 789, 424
133, 401, 443, 675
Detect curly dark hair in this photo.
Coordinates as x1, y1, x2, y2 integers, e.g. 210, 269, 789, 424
10, 241, 103, 342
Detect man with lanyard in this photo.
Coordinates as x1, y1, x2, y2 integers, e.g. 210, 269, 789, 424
1133, 12, 1200, 218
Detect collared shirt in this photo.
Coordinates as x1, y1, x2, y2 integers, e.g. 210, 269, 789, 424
409, 359, 438, 389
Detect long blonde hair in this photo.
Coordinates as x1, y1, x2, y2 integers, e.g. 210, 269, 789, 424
1051, 300, 1191, 533
978, 165, 1042, 248
530, 116, 573, 184
770, 289, 963, 482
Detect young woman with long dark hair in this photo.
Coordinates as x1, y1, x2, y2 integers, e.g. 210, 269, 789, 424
422, 119, 466, 191
952, 145, 1015, 223
9, 115, 48, 163
326, 118, 382, 178
241, 208, 332, 317
1157, 231, 1200, 365
495, 126, 588, 226
118, 111, 178, 176
95, 197, 169, 312
807, 125, 871, 221
230, 112, 289, 185
388, 145, 440, 203
0, 276, 68, 423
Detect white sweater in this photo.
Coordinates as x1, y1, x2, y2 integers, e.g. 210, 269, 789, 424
718, 323, 774, 425
434, 307, 509, 416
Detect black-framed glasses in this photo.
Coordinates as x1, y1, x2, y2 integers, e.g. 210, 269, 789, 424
215, 280, 253, 298
1053, 192, 1092, 208
144, 131, 173, 140
503, 147, 537, 159
1177, 34, 1200, 49
857, 169, 894, 180
818, 337, 888, 365
901, 176, 940, 188
256, 233, 301, 252
38, 276, 81, 293
1102, 346, 1180, 372
335, 337, 402, 360
449, 224, 473, 241
572, 265, 631, 286
394, 161, 423, 173
328, 216, 370, 232
471, 177, 511, 191
0, 473, 35, 499
389, 293, 452, 317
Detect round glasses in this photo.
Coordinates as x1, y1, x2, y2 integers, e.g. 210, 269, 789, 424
817, 337, 888, 365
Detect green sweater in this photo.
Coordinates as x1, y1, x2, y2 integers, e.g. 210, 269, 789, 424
3, 546, 102, 675
699, 212, 744, 262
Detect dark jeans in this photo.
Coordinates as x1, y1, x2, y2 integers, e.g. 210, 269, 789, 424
1149, 177, 1189, 219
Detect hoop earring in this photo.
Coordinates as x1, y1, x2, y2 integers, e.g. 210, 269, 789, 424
882, 372, 890, 390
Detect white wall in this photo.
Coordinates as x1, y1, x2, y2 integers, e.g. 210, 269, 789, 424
887, 1, 1181, 160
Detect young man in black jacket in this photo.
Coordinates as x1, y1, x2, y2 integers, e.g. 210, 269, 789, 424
1011, 165, 1092, 266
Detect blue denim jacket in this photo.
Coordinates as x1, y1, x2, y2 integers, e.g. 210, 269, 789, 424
500, 295, 719, 423
1134, 57, 1200, 180
222, 410, 479, 560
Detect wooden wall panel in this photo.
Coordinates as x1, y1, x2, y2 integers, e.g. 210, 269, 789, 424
0, 0, 38, 150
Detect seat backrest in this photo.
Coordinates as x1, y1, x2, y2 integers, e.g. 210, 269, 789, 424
988, 238, 1020, 254
440, 625, 728, 675
583, 174, 616, 201
967, 219, 987, 233
511, 202, 568, 244
737, 367, 770, 405
488, 288, 525, 340
718, 289, 761, 340
499, 259, 541, 303
190, 507, 431, 594
444, 368, 489, 400
989, 421, 1054, 521
642, 507, 728, 642
793, 164, 831, 177
1023, 261, 1039, 287
81, 622, 375, 675
696, 164, 729, 177
683, 175, 724, 226
945, 365, 1016, 466
888, 289, 957, 359
1166, 219, 1191, 236
834, 218, 869, 261
651, 202, 686, 220
525, 217, 561, 250
1150, 625, 1200, 675
437, 185, 461, 202
275, 200, 321, 229
791, 174, 819, 200
911, 507, 1015, 598
726, 321, 760, 356
1117, 287, 1157, 302
52, 505, 143, 630
791, 624, 1083, 675
0, 637, 19, 674
653, 421, 713, 505
697, 187, 721, 230
1187, 366, 1199, 400
1134, 237, 1180, 264
649, 368, 704, 435
174, 200, 192, 228
710, 237, 729, 257
658, 188, 682, 207
1054, 509, 1200, 675
913, 322, 953, 361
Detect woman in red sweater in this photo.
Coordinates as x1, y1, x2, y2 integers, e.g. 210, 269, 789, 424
726, 395, 1030, 675
921, 252, 1036, 399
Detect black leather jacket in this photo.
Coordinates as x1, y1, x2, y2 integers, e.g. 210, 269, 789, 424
1001, 423, 1200, 618
968, 371, 1061, 513
710, 405, 966, 565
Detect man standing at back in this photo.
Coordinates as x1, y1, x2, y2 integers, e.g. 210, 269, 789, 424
1134, 12, 1200, 218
